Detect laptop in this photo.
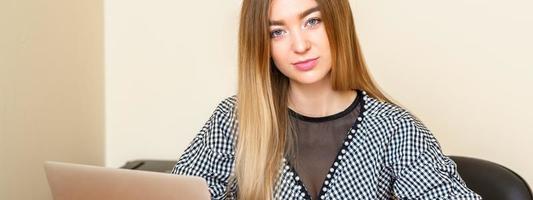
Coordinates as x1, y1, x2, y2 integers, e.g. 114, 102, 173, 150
44, 161, 210, 200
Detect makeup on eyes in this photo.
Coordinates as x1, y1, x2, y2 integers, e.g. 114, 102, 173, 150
269, 16, 322, 39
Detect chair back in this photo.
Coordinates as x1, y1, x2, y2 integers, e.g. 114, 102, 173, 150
450, 156, 533, 200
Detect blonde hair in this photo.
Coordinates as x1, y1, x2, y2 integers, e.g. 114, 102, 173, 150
235, 0, 392, 199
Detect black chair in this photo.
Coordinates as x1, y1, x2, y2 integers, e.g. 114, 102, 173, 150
122, 157, 533, 199
450, 156, 533, 200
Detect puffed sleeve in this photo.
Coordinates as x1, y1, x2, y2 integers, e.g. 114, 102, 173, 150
388, 112, 482, 200
171, 96, 238, 200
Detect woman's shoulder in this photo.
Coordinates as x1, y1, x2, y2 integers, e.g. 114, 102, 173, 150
213, 95, 237, 115
201, 95, 238, 155
206, 95, 238, 130
361, 91, 418, 124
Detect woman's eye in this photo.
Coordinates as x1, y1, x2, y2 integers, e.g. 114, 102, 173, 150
270, 29, 285, 38
305, 17, 321, 27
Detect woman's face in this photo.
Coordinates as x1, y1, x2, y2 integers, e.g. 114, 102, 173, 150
269, 0, 332, 85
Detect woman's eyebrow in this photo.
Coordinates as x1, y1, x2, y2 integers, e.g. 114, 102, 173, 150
269, 6, 320, 26
298, 6, 320, 20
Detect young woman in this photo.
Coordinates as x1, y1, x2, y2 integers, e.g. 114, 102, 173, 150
172, 0, 482, 199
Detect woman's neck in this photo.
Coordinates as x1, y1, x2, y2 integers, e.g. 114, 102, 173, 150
287, 75, 357, 118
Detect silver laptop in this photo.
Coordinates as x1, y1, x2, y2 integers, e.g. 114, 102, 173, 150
44, 161, 210, 200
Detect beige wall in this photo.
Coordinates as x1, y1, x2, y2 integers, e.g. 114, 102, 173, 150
104, 0, 241, 167
0, 0, 105, 199
105, 0, 533, 187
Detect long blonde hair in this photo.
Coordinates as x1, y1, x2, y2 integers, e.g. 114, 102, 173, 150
235, 0, 392, 199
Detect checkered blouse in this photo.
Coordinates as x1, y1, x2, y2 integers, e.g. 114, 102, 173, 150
171, 90, 482, 200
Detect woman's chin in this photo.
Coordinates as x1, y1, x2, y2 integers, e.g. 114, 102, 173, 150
289, 74, 330, 86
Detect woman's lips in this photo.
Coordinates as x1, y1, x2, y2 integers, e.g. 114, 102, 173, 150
292, 57, 319, 71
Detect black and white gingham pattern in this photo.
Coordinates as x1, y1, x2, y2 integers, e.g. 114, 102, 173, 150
172, 91, 482, 200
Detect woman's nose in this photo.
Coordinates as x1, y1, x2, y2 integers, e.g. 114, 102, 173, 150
291, 30, 311, 54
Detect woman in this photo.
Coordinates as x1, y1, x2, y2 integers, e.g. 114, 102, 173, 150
172, 0, 482, 199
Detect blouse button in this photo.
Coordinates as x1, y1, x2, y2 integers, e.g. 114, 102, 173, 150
322, 187, 327, 192
334, 162, 338, 167
347, 135, 353, 140
326, 174, 331, 178
344, 141, 349, 146
358, 117, 362, 121
321, 195, 325, 199
341, 149, 346, 154
337, 155, 342, 160
325, 180, 329, 185
362, 91, 367, 95
329, 168, 334, 172
295, 176, 300, 181
350, 129, 356, 134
